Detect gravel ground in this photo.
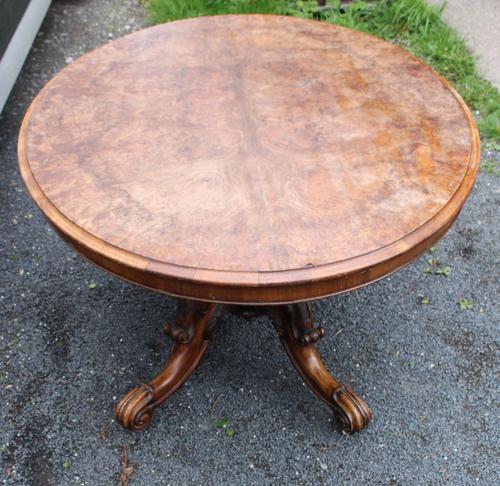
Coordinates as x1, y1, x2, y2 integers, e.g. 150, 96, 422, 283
0, 1, 499, 485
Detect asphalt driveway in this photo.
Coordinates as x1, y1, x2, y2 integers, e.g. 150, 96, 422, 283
0, 1, 498, 485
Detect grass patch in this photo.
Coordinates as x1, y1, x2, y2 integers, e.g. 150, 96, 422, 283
144, 0, 281, 21
481, 158, 499, 177
145, 0, 500, 142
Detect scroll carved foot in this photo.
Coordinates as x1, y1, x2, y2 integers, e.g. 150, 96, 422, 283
115, 384, 154, 432
268, 302, 373, 434
332, 385, 373, 434
115, 299, 222, 432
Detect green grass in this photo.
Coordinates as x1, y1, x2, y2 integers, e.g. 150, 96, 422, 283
481, 158, 499, 177
145, 0, 500, 142
144, 0, 281, 21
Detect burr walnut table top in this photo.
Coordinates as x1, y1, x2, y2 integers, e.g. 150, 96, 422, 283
19, 15, 479, 304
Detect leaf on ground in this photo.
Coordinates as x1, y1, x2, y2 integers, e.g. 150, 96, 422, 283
216, 418, 235, 437
458, 298, 474, 310
63, 459, 70, 470
216, 418, 229, 429
424, 256, 444, 275
434, 266, 451, 277
96, 424, 108, 439
418, 294, 430, 305
427, 257, 441, 266
88, 282, 97, 289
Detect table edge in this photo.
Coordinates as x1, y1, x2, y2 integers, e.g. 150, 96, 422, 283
17, 16, 481, 304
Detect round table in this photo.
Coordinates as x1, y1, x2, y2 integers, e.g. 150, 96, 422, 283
18, 15, 479, 434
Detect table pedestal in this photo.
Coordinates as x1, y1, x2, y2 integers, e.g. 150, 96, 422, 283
115, 299, 373, 434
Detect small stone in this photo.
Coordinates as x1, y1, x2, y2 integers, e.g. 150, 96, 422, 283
320, 463, 328, 471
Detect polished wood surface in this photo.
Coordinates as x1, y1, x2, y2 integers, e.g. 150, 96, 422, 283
116, 299, 372, 434
267, 302, 372, 433
19, 15, 480, 435
116, 300, 222, 431
18, 15, 479, 305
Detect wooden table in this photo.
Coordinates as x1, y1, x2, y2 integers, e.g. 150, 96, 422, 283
18, 15, 479, 434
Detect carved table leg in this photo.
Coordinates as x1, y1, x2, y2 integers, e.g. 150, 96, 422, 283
267, 303, 373, 434
115, 299, 222, 431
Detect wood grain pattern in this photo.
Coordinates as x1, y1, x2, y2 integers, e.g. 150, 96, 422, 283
116, 300, 222, 431
268, 302, 372, 433
18, 15, 480, 304
116, 298, 372, 434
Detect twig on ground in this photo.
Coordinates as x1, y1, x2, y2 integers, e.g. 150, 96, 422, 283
116, 444, 134, 486
333, 328, 344, 338
210, 392, 224, 422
